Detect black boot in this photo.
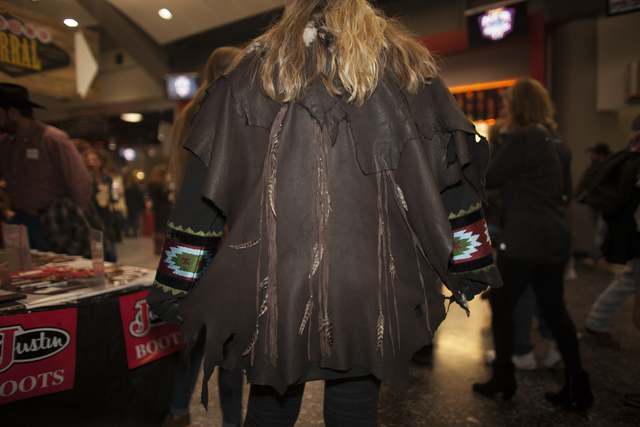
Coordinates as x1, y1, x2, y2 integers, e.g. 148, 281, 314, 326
545, 370, 593, 413
473, 362, 517, 401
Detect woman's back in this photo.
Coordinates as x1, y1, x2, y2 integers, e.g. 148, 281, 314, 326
487, 125, 572, 264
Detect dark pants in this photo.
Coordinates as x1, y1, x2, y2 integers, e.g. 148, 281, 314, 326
170, 331, 244, 426
490, 254, 582, 372
123, 211, 141, 237
244, 375, 381, 427
7, 211, 54, 252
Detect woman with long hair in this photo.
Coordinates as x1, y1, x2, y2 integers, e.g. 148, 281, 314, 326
161, 46, 243, 427
472, 77, 593, 412
168, 46, 241, 195
148, 1, 501, 425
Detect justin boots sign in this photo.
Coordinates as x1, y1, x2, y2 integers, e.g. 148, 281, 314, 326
0, 308, 77, 404
119, 290, 184, 370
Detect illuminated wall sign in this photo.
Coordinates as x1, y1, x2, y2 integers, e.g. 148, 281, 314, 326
466, 1, 528, 48
479, 7, 515, 41
0, 0, 100, 101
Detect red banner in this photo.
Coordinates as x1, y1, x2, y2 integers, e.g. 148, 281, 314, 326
0, 308, 77, 404
118, 289, 184, 370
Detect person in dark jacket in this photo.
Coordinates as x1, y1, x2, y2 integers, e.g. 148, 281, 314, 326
473, 77, 593, 413
576, 142, 611, 267
124, 171, 145, 237
148, 164, 173, 254
584, 119, 640, 350
148, 1, 502, 425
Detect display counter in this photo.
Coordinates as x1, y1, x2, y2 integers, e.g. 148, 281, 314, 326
0, 252, 181, 427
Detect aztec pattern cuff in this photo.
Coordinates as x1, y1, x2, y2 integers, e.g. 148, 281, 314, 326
448, 203, 494, 274
153, 223, 221, 295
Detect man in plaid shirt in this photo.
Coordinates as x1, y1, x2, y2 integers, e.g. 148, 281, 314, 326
0, 83, 91, 251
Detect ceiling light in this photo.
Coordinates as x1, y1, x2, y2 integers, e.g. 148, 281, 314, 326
64, 19, 78, 28
120, 113, 143, 123
158, 9, 173, 20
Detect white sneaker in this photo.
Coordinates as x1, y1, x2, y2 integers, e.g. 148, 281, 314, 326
564, 268, 578, 281
512, 351, 537, 370
484, 350, 537, 370
543, 340, 562, 369
484, 350, 496, 365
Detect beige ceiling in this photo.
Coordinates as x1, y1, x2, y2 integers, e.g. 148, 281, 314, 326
2, 0, 99, 26
2, 0, 285, 45
105, 0, 285, 45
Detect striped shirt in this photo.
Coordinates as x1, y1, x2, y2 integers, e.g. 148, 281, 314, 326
0, 120, 91, 211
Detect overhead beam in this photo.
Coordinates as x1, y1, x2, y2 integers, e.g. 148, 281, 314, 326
77, 0, 169, 86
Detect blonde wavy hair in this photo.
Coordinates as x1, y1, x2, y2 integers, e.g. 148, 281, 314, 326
230, 0, 437, 106
504, 77, 556, 130
168, 46, 241, 193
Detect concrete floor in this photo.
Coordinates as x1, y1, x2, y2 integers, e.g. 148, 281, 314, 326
117, 237, 640, 426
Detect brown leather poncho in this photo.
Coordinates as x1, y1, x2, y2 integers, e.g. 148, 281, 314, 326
153, 54, 499, 403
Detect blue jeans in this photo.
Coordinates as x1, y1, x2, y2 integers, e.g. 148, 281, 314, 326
587, 209, 608, 262
586, 258, 640, 332
7, 211, 54, 252
169, 332, 244, 426
244, 375, 381, 427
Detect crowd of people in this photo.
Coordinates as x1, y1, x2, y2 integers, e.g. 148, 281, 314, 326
1, 0, 639, 426
0, 82, 175, 262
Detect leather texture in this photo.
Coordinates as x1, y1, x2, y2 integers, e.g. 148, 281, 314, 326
178, 54, 496, 397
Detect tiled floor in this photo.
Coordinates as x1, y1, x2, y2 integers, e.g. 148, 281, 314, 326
118, 237, 640, 426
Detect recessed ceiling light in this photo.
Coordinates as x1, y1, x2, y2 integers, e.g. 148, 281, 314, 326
64, 19, 78, 27
158, 8, 173, 20
120, 113, 143, 123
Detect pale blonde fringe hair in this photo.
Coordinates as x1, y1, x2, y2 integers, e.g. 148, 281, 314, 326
168, 46, 242, 194
504, 77, 556, 131
229, 0, 437, 107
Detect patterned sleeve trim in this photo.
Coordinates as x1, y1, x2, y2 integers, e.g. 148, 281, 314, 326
448, 202, 482, 220
453, 263, 498, 277
168, 221, 223, 238
153, 225, 221, 295
449, 205, 495, 274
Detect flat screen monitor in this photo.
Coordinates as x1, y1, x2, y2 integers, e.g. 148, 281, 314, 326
607, 0, 640, 16
165, 73, 199, 101
466, 1, 528, 48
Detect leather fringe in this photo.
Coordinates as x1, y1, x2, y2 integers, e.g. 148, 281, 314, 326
386, 171, 433, 337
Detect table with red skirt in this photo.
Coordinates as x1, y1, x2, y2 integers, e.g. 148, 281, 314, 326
0, 253, 181, 427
